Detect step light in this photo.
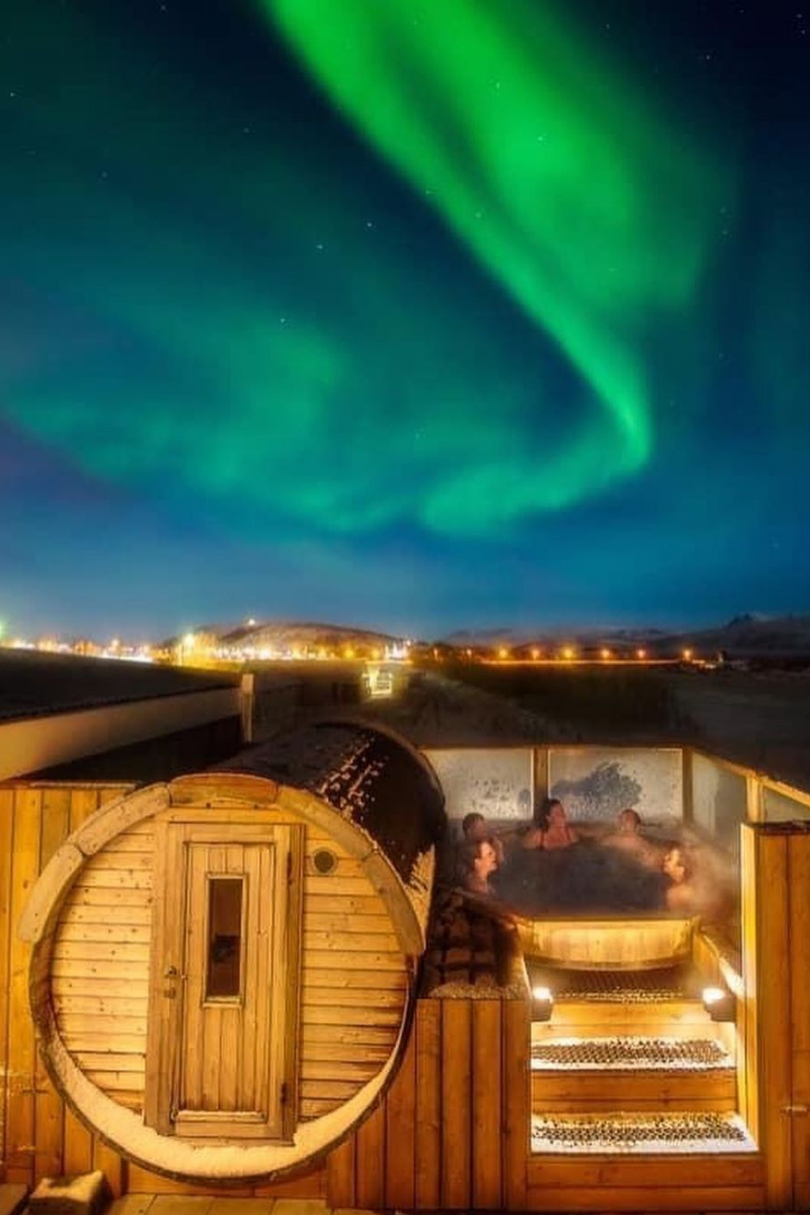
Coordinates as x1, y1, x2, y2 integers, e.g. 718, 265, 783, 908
532, 985, 554, 1022
702, 985, 736, 1022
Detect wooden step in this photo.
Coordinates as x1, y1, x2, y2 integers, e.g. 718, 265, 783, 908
530, 1110, 756, 1155
540, 997, 714, 1033
529, 963, 731, 1040
532, 1036, 734, 1070
526, 1149, 765, 1211
531, 1036, 736, 1112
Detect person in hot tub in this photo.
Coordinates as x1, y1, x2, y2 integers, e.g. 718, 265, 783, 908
604, 808, 663, 870
662, 845, 698, 913
520, 797, 579, 850
461, 811, 505, 865
459, 838, 500, 898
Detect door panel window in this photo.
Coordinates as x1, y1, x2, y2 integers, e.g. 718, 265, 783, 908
205, 876, 244, 1001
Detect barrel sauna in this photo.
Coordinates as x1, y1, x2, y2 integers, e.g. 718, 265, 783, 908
19, 721, 444, 1183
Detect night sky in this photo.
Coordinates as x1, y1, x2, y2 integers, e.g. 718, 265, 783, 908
2, 0, 809, 638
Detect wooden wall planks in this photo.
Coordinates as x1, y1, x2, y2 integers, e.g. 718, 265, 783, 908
1, 783, 131, 1190
326, 995, 530, 1212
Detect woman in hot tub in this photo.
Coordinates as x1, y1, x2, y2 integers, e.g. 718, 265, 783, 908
520, 797, 579, 851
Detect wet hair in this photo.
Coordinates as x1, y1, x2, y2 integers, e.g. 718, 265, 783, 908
619, 808, 642, 827
534, 797, 563, 830
461, 812, 486, 836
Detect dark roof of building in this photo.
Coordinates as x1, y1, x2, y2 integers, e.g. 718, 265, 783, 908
0, 649, 238, 723
220, 720, 446, 885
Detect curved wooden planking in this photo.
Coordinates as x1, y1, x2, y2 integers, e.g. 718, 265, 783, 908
21, 773, 421, 1182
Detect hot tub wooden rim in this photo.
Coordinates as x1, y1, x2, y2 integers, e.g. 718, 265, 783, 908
516, 915, 696, 971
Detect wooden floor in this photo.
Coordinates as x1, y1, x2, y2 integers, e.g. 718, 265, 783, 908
106, 1198, 794, 1215
107, 1201, 786, 1215
109, 1199, 343, 1215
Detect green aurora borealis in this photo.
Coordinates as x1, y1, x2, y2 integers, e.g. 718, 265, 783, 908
1, 0, 809, 632
267, 0, 720, 530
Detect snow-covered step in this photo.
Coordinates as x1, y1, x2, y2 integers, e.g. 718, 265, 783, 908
531, 1035, 736, 1113
531, 1110, 756, 1154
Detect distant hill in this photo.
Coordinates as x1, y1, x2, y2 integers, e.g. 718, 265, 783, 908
442, 625, 670, 649
164, 620, 408, 654
162, 613, 810, 660
220, 620, 403, 649
442, 614, 810, 658
658, 614, 810, 657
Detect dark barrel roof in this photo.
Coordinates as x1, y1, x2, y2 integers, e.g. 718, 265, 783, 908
219, 720, 446, 886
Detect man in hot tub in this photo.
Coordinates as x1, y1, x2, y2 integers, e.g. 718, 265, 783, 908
662, 845, 699, 914
605, 808, 664, 870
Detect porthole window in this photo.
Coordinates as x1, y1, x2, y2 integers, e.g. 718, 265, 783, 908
313, 848, 338, 875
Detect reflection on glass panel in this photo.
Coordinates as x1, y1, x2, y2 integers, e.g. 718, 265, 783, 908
424, 747, 533, 823
692, 754, 746, 862
206, 877, 243, 1000
548, 747, 682, 824
763, 785, 810, 823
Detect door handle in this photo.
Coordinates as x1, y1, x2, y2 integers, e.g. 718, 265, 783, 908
164, 965, 179, 978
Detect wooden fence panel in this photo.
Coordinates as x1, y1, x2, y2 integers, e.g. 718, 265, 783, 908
5, 789, 42, 1184
440, 999, 471, 1210
325, 1133, 355, 1209
385, 1012, 416, 1210
355, 1101, 386, 1210
414, 998, 441, 1210
472, 999, 502, 1209
790, 833, 810, 1205
755, 831, 792, 1210
503, 997, 529, 1211
33, 789, 71, 1183
0, 788, 15, 1179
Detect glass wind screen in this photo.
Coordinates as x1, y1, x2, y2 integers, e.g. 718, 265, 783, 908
763, 785, 810, 823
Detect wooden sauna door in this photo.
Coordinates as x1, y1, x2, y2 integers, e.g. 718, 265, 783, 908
146, 821, 302, 1140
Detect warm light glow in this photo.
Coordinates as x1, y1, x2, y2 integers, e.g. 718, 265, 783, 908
561, 646, 575, 660
636, 648, 647, 659
247, 617, 256, 626
531, 647, 540, 660
344, 646, 355, 659
682, 647, 693, 661
600, 647, 611, 660
701, 984, 735, 1021
183, 632, 196, 648
498, 647, 509, 659
531, 982, 554, 1022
